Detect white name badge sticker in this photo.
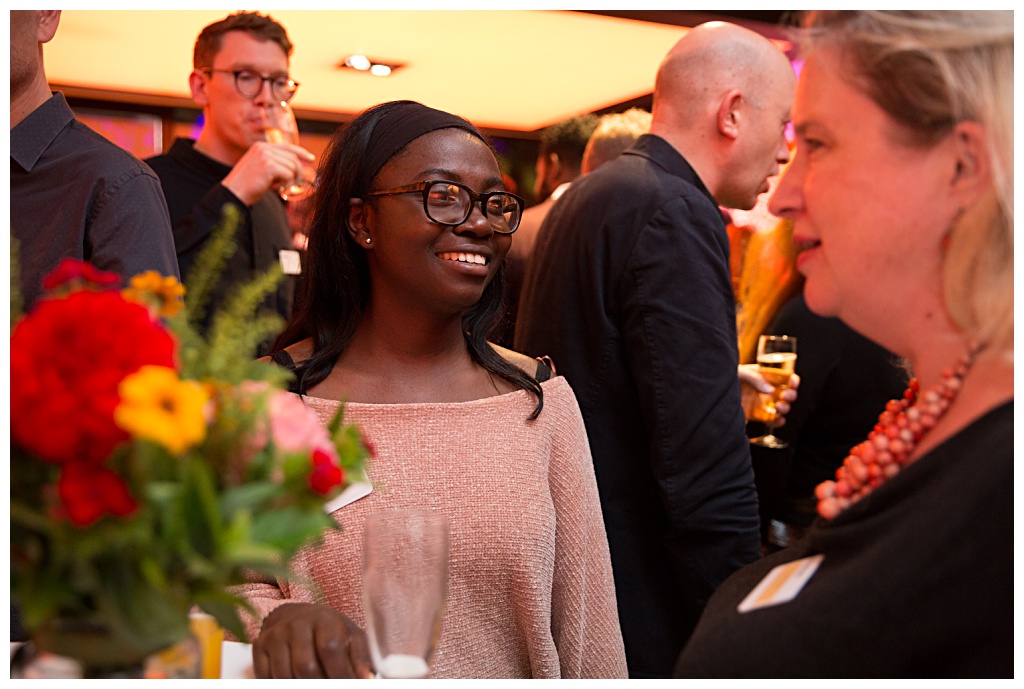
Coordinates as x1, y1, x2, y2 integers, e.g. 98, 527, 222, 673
322, 470, 372, 514
279, 249, 302, 275
737, 554, 824, 613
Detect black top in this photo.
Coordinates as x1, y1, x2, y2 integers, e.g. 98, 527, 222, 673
757, 294, 909, 528
515, 134, 760, 677
145, 139, 296, 349
10, 92, 179, 310
675, 402, 1013, 678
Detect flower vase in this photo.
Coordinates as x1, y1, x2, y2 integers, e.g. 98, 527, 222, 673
15, 618, 200, 678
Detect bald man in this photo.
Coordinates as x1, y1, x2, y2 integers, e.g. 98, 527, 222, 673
515, 23, 795, 677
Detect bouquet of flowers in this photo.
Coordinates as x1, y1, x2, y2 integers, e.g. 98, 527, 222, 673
10, 208, 372, 674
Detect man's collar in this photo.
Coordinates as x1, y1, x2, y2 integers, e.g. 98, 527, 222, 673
10, 92, 74, 172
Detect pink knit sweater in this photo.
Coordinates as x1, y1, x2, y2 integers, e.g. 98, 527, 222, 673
239, 376, 627, 678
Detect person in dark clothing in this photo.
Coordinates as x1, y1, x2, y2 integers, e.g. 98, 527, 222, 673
753, 293, 909, 548
676, 10, 1012, 677
497, 114, 597, 347
145, 12, 313, 351
515, 22, 796, 677
10, 10, 179, 313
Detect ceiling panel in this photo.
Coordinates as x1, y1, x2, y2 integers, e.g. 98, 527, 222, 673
45, 10, 705, 132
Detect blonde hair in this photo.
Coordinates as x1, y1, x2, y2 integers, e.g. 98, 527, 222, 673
581, 109, 652, 174
800, 10, 1013, 353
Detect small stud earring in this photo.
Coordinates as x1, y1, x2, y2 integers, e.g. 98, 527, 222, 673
365, 237, 372, 244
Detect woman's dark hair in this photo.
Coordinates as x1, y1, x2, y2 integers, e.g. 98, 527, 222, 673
272, 100, 545, 419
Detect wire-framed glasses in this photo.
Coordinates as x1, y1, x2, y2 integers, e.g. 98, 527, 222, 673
201, 68, 300, 102
365, 180, 524, 234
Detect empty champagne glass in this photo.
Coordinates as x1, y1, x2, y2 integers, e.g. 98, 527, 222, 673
260, 100, 310, 201
750, 335, 798, 449
362, 509, 449, 679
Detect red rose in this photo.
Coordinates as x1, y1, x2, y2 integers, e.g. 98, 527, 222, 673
41, 258, 121, 292
58, 462, 138, 527
308, 449, 345, 495
10, 290, 176, 464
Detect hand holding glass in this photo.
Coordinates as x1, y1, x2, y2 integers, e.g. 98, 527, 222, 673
260, 101, 310, 201
750, 335, 797, 449
362, 509, 449, 679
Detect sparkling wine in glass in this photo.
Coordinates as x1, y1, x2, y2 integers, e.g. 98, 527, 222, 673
362, 509, 449, 679
750, 335, 797, 449
260, 101, 309, 201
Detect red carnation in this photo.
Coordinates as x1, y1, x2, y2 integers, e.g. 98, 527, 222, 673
41, 258, 121, 292
58, 462, 138, 527
10, 290, 176, 464
309, 449, 345, 495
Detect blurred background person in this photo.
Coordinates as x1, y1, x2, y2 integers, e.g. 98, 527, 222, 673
676, 10, 1012, 677
580, 108, 651, 175
497, 114, 598, 346
146, 11, 314, 352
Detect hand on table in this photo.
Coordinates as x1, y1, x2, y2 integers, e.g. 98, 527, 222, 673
253, 602, 373, 679
738, 363, 800, 428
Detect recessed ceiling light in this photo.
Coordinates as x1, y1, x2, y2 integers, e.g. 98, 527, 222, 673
339, 55, 403, 76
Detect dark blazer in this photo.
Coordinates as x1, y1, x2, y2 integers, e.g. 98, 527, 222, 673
515, 135, 761, 677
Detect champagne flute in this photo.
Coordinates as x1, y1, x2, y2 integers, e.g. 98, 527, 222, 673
750, 335, 797, 449
362, 509, 449, 679
260, 100, 309, 201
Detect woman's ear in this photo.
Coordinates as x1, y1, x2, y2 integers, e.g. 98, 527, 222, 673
348, 198, 373, 247
949, 120, 993, 208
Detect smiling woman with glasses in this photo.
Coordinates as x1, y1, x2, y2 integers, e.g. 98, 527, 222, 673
240, 100, 627, 680
365, 179, 524, 234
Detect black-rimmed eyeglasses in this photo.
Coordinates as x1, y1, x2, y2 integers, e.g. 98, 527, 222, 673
365, 180, 525, 234
201, 68, 300, 102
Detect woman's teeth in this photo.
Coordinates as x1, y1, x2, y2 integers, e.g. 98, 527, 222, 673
439, 252, 487, 265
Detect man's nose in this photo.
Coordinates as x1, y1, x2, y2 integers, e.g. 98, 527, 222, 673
252, 77, 274, 105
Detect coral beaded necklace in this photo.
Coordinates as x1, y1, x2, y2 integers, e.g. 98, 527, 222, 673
815, 343, 980, 520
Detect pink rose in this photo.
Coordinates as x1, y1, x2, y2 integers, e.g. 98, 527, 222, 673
268, 391, 338, 460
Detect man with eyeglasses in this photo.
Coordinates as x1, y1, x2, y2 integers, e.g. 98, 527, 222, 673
147, 11, 313, 352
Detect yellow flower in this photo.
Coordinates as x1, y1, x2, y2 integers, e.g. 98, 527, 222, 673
115, 366, 209, 454
122, 271, 186, 318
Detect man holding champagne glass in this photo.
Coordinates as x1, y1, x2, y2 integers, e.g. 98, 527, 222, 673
147, 11, 314, 352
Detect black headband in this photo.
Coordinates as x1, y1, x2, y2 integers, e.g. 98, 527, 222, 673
358, 101, 485, 192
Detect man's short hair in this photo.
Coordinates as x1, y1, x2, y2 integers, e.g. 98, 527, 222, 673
193, 11, 293, 69
582, 109, 652, 174
538, 114, 600, 172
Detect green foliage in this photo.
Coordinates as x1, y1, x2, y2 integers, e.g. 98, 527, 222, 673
182, 204, 240, 329
9, 211, 373, 664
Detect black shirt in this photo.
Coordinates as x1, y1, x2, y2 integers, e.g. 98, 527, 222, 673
676, 402, 1013, 678
145, 138, 296, 348
11, 92, 179, 310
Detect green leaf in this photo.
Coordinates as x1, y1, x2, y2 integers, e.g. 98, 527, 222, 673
251, 507, 336, 553
220, 482, 284, 515
195, 595, 251, 643
184, 204, 241, 328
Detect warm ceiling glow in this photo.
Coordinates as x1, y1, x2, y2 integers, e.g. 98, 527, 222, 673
45, 10, 697, 132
